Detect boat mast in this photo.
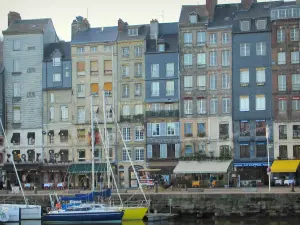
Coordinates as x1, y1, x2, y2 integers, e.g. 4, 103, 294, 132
102, 91, 110, 188
90, 95, 95, 192
0, 119, 28, 206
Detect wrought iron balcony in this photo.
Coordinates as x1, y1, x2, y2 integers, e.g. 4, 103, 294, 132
146, 110, 179, 118
120, 114, 144, 122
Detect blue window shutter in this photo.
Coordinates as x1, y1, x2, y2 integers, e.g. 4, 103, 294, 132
160, 122, 166, 136
147, 123, 152, 137
147, 145, 152, 158
160, 144, 167, 158
175, 144, 180, 158
175, 122, 179, 136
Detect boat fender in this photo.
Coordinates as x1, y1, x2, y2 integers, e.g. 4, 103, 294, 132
46, 207, 51, 213
54, 153, 59, 158
0, 207, 9, 222
21, 154, 26, 159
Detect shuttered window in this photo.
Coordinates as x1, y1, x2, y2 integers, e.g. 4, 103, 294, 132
103, 82, 112, 91
90, 61, 98, 72
90, 83, 99, 94
77, 62, 85, 72
104, 60, 112, 74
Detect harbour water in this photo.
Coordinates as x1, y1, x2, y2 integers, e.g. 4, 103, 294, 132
3, 217, 299, 225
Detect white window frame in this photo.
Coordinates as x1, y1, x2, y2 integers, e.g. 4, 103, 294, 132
278, 99, 287, 111
197, 31, 206, 45
60, 106, 68, 121
240, 43, 250, 56
210, 74, 217, 90
222, 73, 229, 89
189, 14, 197, 24
13, 40, 20, 51
128, 28, 138, 36
184, 99, 193, 115
151, 123, 160, 136
167, 122, 176, 136
240, 96, 250, 112
240, 69, 249, 84
122, 84, 129, 97
292, 99, 300, 111
53, 73, 61, 82
50, 93, 55, 103
209, 33, 217, 45
256, 20, 266, 30
90, 46, 97, 52
166, 63, 174, 77
256, 68, 266, 84
134, 104, 143, 115
166, 81, 174, 96
197, 53, 206, 67
77, 84, 85, 97
222, 98, 230, 114
151, 82, 159, 96
277, 29, 285, 43
197, 75, 206, 90
13, 107, 21, 123
121, 65, 129, 77
184, 76, 193, 90
13, 83, 21, 97
291, 51, 299, 64
184, 33, 192, 45
151, 64, 159, 77
77, 107, 85, 123
291, 28, 299, 41
184, 54, 193, 67
134, 46, 142, 57
122, 128, 131, 141
13, 59, 20, 72
222, 50, 230, 66
240, 21, 250, 31
256, 95, 266, 111
122, 105, 130, 116
135, 148, 144, 161
197, 99, 206, 114
278, 74, 286, 91
210, 98, 218, 114
256, 42, 266, 56
77, 47, 84, 53
134, 83, 141, 96
222, 33, 229, 44
135, 127, 144, 141
49, 106, 54, 121
53, 57, 61, 66
122, 148, 131, 161
158, 44, 165, 52
122, 47, 129, 57
209, 51, 217, 66
292, 74, 300, 91
278, 52, 286, 65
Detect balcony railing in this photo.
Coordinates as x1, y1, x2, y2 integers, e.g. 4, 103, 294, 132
146, 110, 179, 118
120, 114, 144, 122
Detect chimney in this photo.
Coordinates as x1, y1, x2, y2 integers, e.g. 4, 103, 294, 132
71, 16, 90, 40
241, 0, 257, 10
118, 18, 126, 32
150, 19, 159, 40
206, 0, 217, 21
8, 11, 21, 27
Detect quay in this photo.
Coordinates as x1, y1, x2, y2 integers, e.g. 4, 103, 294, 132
0, 187, 300, 218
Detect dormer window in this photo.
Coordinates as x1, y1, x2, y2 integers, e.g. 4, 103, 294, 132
128, 28, 138, 36
256, 20, 266, 30
189, 14, 198, 24
240, 21, 250, 32
158, 44, 165, 52
53, 57, 61, 67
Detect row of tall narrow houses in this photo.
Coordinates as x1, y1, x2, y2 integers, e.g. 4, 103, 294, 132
1, 0, 300, 188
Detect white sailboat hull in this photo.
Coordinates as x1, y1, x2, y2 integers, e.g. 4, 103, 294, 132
0, 204, 41, 222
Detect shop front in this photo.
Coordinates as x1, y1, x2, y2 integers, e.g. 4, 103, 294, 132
271, 160, 300, 186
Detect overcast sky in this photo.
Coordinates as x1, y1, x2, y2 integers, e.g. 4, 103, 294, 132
0, 0, 292, 41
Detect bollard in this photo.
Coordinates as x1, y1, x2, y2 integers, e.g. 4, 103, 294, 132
34, 186, 37, 194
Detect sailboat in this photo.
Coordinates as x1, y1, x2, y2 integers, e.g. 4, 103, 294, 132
0, 119, 42, 223
42, 95, 124, 223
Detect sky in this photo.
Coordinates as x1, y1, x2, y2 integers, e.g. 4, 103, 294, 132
0, 0, 292, 41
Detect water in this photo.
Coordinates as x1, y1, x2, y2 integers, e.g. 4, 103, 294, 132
3, 218, 299, 225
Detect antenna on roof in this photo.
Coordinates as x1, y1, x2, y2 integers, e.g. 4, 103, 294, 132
87, 8, 89, 20
160, 10, 164, 22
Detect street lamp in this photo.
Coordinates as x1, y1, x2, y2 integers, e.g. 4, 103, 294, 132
266, 124, 271, 192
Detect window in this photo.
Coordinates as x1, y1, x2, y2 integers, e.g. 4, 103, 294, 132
291, 28, 299, 41
90, 46, 97, 52
77, 84, 85, 97
291, 51, 300, 64
210, 74, 217, 90
128, 28, 138, 36
77, 107, 85, 123
13, 83, 21, 97
240, 144, 250, 158
240, 96, 249, 111
167, 144, 176, 158
256, 144, 267, 157
104, 45, 112, 52
197, 98, 206, 114
184, 76, 193, 91
27, 92, 35, 98
151, 82, 159, 96
256, 95, 266, 110
166, 63, 174, 76
77, 61, 85, 75
209, 51, 217, 66
278, 52, 286, 64
134, 83, 142, 96
278, 99, 287, 112
222, 50, 230, 66
184, 33, 192, 46
50, 93, 55, 103
240, 121, 250, 136
219, 123, 229, 138
151, 64, 159, 77
158, 44, 165, 52
197, 53, 206, 67
184, 54, 192, 67
89, 61, 98, 75
53, 73, 61, 82
121, 65, 129, 77
49, 107, 54, 122
122, 47, 129, 57
222, 33, 229, 44
210, 98, 218, 114
122, 105, 130, 116
197, 123, 206, 137
151, 123, 160, 136
167, 122, 176, 136
122, 148, 131, 161
222, 98, 230, 114
292, 74, 300, 91
184, 99, 193, 114
293, 125, 300, 138
184, 123, 192, 137
292, 99, 300, 111
197, 31, 206, 45
240, 43, 250, 56
256, 68, 266, 84
122, 128, 131, 141
279, 145, 288, 158
13, 59, 20, 72
13, 107, 20, 123
240, 21, 250, 31
134, 63, 142, 77
53, 57, 61, 66
166, 81, 174, 96
279, 125, 287, 139
189, 14, 197, 23
78, 150, 86, 161
135, 148, 144, 161
185, 145, 193, 156
277, 29, 285, 42
209, 33, 217, 45
134, 46, 142, 57
135, 127, 144, 140
60, 130, 68, 143
240, 69, 249, 85
197, 75, 206, 90
222, 73, 229, 89
27, 67, 36, 73
122, 84, 129, 97
256, 120, 266, 136
256, 20, 266, 30
134, 104, 143, 115
278, 75, 286, 91
256, 42, 266, 56
13, 40, 20, 51
90, 83, 99, 94
77, 47, 84, 53
104, 60, 112, 75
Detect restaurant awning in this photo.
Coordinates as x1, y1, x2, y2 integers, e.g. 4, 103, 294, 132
173, 160, 232, 174
271, 160, 300, 173
67, 163, 107, 174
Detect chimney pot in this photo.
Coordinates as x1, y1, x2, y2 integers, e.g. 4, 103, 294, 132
241, 0, 257, 10
206, 0, 217, 21
8, 11, 21, 27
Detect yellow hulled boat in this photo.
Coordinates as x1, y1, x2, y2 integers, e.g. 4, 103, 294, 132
122, 207, 148, 220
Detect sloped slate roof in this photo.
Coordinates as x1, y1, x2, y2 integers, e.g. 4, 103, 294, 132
3, 18, 51, 33
72, 26, 118, 44
179, 5, 208, 25
44, 41, 71, 61
117, 24, 149, 41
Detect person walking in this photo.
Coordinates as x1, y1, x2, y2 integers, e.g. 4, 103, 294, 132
291, 178, 296, 192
